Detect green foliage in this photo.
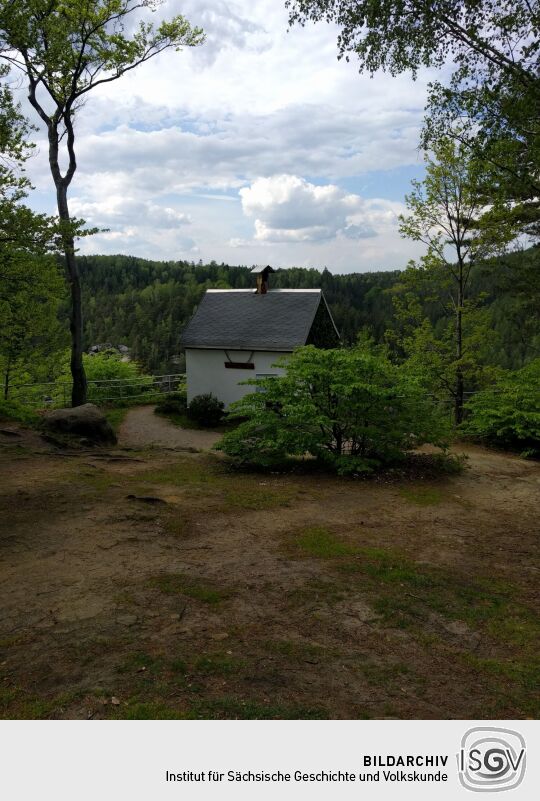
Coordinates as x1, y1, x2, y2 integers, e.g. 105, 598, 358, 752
0, 398, 39, 425
74, 252, 539, 379
0, 0, 205, 405
461, 361, 540, 456
188, 393, 224, 428
0, 1, 205, 104
0, 66, 66, 400
72, 256, 398, 374
154, 391, 187, 415
0, 256, 66, 400
217, 346, 450, 474
288, 1, 540, 237
396, 136, 517, 423
57, 351, 153, 405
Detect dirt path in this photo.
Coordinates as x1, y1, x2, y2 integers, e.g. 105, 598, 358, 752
0, 424, 538, 720
118, 405, 222, 450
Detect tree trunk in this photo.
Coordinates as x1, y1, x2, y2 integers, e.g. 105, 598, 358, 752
56, 183, 87, 407
455, 361, 464, 425
3, 357, 11, 401
455, 264, 464, 426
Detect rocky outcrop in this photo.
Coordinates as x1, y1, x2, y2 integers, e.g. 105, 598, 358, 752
42, 403, 117, 445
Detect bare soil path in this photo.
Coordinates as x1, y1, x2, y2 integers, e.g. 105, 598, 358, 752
0, 421, 539, 720
118, 405, 221, 450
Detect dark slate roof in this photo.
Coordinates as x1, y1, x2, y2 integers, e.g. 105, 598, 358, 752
181, 289, 328, 351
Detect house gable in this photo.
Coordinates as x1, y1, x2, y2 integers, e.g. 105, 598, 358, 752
306, 295, 340, 349
181, 289, 335, 352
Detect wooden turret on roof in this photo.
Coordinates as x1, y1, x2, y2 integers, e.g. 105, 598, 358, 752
250, 264, 275, 294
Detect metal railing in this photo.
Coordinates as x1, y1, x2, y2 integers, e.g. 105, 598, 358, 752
8, 373, 186, 409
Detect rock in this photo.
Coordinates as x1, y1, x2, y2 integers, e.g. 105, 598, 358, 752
42, 404, 117, 445
116, 614, 138, 627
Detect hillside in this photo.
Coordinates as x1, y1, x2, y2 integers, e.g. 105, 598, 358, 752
73, 249, 540, 375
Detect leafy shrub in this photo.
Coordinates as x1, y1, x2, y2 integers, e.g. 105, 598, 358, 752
216, 346, 450, 474
57, 350, 153, 405
188, 393, 224, 427
155, 391, 187, 415
0, 399, 40, 426
461, 360, 540, 456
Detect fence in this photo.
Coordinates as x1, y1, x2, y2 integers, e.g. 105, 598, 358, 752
9, 373, 186, 409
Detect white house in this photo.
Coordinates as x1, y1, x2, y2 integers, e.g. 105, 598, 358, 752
181, 265, 340, 407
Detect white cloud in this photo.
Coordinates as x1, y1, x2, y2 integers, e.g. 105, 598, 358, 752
239, 175, 397, 244
11, 0, 433, 272
70, 196, 192, 229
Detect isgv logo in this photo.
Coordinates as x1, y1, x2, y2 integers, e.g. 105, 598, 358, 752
458, 727, 526, 792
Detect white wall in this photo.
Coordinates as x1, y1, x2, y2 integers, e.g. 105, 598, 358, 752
185, 348, 289, 407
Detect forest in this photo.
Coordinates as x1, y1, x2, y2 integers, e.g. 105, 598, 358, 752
1, 0, 539, 446
72, 248, 539, 377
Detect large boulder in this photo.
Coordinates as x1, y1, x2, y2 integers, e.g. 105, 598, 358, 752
42, 403, 117, 445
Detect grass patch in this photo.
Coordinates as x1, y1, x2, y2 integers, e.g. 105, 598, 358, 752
117, 652, 163, 675
359, 661, 412, 686
107, 700, 189, 720
286, 578, 347, 608
399, 486, 443, 506
223, 486, 295, 510
139, 458, 221, 487
162, 515, 192, 538
0, 687, 80, 719
463, 654, 540, 692
170, 658, 188, 674
195, 653, 246, 676
292, 526, 358, 558
357, 547, 435, 588
264, 639, 328, 663
351, 547, 539, 645
0, 400, 40, 426
460, 654, 540, 717
103, 406, 129, 432
188, 697, 328, 720
110, 693, 329, 720
149, 572, 229, 605
78, 467, 117, 492
286, 541, 539, 649
155, 408, 236, 434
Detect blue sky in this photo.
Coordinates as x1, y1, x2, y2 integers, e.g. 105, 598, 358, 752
17, 0, 436, 274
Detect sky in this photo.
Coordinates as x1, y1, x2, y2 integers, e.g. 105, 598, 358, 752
17, 0, 438, 274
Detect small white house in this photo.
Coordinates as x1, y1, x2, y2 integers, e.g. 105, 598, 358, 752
181, 265, 340, 407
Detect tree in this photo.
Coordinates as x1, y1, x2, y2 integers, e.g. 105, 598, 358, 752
0, 65, 57, 276
398, 136, 516, 423
461, 359, 540, 456
287, 0, 540, 235
0, 1, 205, 406
0, 255, 65, 399
217, 346, 449, 474
1, 66, 66, 398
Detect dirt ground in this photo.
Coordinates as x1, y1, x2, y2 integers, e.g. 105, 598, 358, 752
0, 407, 538, 720
118, 405, 222, 450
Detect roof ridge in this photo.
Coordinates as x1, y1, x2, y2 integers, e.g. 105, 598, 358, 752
206, 288, 322, 293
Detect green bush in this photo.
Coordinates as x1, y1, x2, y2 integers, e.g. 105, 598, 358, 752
57, 350, 154, 405
461, 360, 540, 457
188, 393, 224, 427
216, 346, 450, 474
0, 399, 40, 426
155, 391, 188, 415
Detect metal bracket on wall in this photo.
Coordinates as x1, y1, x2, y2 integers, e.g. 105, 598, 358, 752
224, 350, 255, 369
